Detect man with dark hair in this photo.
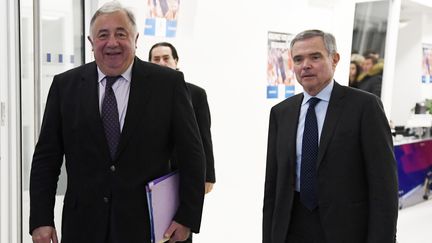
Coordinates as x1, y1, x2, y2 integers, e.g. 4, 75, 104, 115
357, 55, 384, 97
263, 29, 398, 243
148, 42, 216, 194
149, 42, 216, 243
29, 2, 205, 243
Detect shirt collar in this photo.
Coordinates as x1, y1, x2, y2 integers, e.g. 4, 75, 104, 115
302, 79, 334, 105
97, 60, 134, 83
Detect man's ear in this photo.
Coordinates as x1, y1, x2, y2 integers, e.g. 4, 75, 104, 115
87, 36, 94, 51
135, 33, 139, 48
332, 52, 340, 68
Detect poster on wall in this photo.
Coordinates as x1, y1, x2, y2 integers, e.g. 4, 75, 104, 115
266, 31, 295, 99
144, 0, 180, 37
422, 43, 432, 83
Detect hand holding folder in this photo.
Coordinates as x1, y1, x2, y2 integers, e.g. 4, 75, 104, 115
164, 220, 191, 243
146, 171, 180, 243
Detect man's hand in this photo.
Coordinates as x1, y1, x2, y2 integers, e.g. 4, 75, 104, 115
205, 182, 214, 194
164, 221, 190, 243
32, 226, 58, 243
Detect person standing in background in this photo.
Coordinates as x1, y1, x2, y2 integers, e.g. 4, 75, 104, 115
29, 2, 206, 243
349, 60, 362, 88
263, 29, 398, 243
148, 41, 216, 194
357, 55, 384, 97
149, 42, 216, 243
148, 42, 216, 243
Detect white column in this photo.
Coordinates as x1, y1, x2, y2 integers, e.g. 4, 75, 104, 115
381, 0, 402, 117
0, 0, 21, 242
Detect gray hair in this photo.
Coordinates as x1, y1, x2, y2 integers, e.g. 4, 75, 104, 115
290, 29, 337, 55
89, 1, 137, 35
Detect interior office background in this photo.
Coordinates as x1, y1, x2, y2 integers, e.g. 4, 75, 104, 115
1, 0, 431, 242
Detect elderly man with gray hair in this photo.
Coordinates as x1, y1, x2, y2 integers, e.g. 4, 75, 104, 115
29, 1, 206, 242
263, 29, 398, 243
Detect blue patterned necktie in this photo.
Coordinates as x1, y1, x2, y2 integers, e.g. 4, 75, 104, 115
300, 97, 321, 210
102, 76, 121, 160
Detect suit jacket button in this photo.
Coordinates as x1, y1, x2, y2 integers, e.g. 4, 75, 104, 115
103, 197, 109, 203
110, 165, 116, 172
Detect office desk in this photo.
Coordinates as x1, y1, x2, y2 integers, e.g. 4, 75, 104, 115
395, 138, 432, 208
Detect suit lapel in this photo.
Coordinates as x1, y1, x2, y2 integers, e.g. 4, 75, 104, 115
317, 82, 346, 168
78, 62, 110, 155
279, 94, 303, 180
116, 58, 152, 158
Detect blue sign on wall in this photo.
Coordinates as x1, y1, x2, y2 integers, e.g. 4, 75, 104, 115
267, 86, 278, 99
144, 18, 156, 36
166, 20, 177, 38
285, 85, 295, 98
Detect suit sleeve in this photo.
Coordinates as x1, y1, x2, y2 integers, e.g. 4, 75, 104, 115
171, 75, 206, 233
263, 108, 278, 243
193, 89, 216, 183
29, 76, 64, 234
361, 96, 398, 242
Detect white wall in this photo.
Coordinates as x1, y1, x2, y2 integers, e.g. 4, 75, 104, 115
390, 14, 423, 125
87, 0, 357, 242
390, 2, 432, 126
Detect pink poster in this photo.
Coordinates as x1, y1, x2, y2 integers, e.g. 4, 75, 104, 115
422, 44, 432, 83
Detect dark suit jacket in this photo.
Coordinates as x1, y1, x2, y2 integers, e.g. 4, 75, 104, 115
263, 82, 398, 243
29, 57, 206, 243
171, 83, 215, 183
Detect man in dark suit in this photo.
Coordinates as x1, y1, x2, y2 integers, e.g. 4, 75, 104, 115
263, 29, 398, 243
357, 55, 383, 98
148, 42, 216, 193
149, 42, 216, 243
29, 2, 205, 243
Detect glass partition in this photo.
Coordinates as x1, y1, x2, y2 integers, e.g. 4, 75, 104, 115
349, 0, 390, 98
20, 0, 83, 241
352, 0, 390, 58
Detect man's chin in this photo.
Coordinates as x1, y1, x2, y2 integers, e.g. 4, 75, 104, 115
300, 77, 317, 84
301, 76, 316, 81
100, 66, 125, 76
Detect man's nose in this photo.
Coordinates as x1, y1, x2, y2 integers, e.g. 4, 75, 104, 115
157, 60, 167, 66
302, 59, 312, 69
106, 35, 119, 46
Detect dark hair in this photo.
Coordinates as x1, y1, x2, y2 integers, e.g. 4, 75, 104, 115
364, 55, 378, 65
349, 60, 362, 84
363, 50, 378, 58
148, 42, 179, 61
290, 29, 337, 55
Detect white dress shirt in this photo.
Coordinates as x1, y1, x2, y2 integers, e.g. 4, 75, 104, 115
97, 62, 133, 131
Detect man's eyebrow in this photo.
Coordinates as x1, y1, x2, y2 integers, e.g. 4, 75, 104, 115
292, 54, 302, 59
309, 52, 322, 56
97, 29, 109, 34
115, 27, 128, 32
292, 52, 323, 58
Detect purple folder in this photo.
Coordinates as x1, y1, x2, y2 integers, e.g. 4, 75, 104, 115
146, 171, 180, 243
